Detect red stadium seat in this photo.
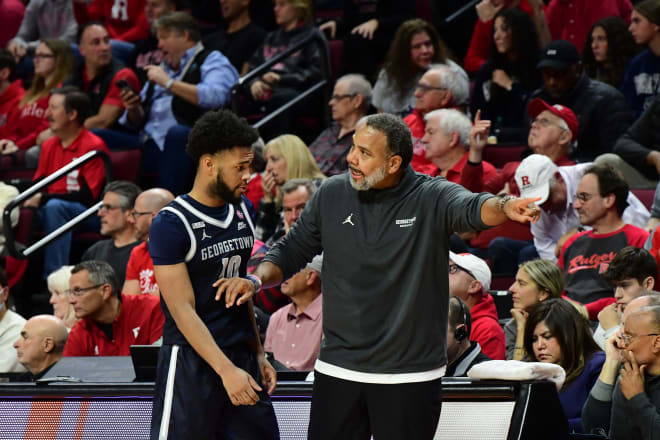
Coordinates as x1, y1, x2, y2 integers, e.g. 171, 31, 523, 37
632, 189, 654, 211
482, 145, 526, 169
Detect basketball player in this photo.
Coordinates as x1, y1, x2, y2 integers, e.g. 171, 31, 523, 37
148, 110, 279, 439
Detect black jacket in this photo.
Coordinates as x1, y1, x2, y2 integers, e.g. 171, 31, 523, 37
614, 94, 660, 180
530, 72, 632, 162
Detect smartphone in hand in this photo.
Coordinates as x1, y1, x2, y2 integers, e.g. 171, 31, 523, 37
115, 79, 135, 94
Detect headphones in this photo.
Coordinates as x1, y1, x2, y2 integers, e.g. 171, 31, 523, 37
452, 296, 469, 342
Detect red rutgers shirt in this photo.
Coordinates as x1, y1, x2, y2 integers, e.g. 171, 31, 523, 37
559, 224, 649, 304
63, 294, 164, 356
125, 242, 159, 295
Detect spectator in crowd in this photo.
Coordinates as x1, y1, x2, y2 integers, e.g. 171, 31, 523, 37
610, 94, 660, 190
264, 254, 322, 371
255, 134, 325, 242
47, 265, 78, 330
582, 300, 660, 439
445, 295, 491, 377
204, 0, 266, 74
622, 0, 660, 119
0, 0, 24, 49
123, 188, 174, 295
515, 154, 649, 263
463, 0, 550, 75
467, 99, 578, 273
596, 247, 657, 349
582, 17, 640, 89
506, 259, 563, 360
0, 39, 75, 162
244, 0, 322, 139
22, 87, 109, 279
119, 11, 239, 195
448, 251, 505, 360
524, 298, 605, 432
0, 268, 26, 373
470, 8, 542, 144
65, 22, 141, 130
309, 74, 371, 177
530, 40, 633, 162
558, 164, 650, 305
81, 181, 141, 287
73, 0, 150, 43
319, 0, 414, 80
129, 0, 179, 86
371, 18, 455, 116
421, 109, 498, 183
0, 182, 19, 257
252, 178, 316, 315
404, 63, 469, 175
63, 260, 164, 356
544, 0, 632, 54
12, 315, 68, 381
6, 0, 77, 65
0, 51, 24, 137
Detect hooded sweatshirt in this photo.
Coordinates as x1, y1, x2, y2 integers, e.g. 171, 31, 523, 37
0, 80, 25, 138
470, 292, 506, 360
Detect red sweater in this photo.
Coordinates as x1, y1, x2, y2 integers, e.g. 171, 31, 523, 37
470, 293, 506, 360
74, 0, 149, 42
0, 80, 25, 138
3, 94, 50, 150
63, 294, 164, 356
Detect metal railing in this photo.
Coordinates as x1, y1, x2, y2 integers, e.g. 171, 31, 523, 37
3, 150, 113, 259
231, 28, 332, 130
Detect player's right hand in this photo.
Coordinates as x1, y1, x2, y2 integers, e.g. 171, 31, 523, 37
220, 365, 262, 406
213, 277, 254, 308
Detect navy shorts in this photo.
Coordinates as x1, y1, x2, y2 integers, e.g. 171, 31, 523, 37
150, 344, 280, 439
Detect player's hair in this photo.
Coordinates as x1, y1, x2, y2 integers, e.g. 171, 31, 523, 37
71, 260, 120, 298
186, 110, 259, 165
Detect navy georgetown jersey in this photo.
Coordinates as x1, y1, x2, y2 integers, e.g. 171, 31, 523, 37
149, 194, 256, 348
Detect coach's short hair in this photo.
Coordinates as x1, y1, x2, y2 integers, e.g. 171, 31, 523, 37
365, 113, 413, 169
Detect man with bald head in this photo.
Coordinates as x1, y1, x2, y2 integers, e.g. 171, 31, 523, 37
123, 188, 174, 295
583, 295, 660, 437
13, 315, 68, 381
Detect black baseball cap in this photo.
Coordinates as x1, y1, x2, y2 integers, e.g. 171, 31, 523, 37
537, 40, 581, 70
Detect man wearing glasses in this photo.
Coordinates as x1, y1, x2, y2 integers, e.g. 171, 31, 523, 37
81, 181, 141, 286
448, 251, 505, 360
62, 260, 163, 357
583, 296, 660, 438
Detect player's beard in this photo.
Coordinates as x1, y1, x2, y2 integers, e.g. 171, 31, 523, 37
209, 169, 242, 204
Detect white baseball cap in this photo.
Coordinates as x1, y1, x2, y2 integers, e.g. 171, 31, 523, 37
449, 251, 491, 291
515, 154, 559, 205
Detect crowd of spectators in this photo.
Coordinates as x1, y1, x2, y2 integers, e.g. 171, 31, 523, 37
3, 0, 660, 437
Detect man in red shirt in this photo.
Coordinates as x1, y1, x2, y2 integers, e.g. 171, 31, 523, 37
123, 187, 174, 295
63, 260, 164, 356
65, 22, 141, 130
23, 86, 109, 279
74, 0, 150, 43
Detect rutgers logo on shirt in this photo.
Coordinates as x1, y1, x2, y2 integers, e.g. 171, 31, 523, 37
111, 0, 129, 20
66, 169, 81, 192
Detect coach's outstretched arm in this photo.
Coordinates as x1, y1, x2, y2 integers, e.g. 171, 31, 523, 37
214, 261, 284, 308
480, 195, 542, 226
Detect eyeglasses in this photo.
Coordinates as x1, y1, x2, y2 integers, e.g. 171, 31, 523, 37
620, 332, 660, 346
66, 284, 105, 297
531, 117, 563, 128
449, 263, 475, 279
416, 83, 446, 94
574, 192, 595, 202
99, 204, 122, 212
131, 210, 153, 219
330, 93, 355, 101
33, 53, 56, 60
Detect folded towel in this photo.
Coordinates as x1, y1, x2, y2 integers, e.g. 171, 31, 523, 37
467, 360, 566, 391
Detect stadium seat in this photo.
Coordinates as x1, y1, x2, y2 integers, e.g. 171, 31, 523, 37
483, 145, 526, 169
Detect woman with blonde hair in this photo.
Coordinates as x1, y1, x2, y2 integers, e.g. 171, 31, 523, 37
47, 265, 78, 330
256, 134, 325, 242
0, 39, 74, 157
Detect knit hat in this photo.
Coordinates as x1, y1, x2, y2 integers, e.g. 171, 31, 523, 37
635, 0, 660, 25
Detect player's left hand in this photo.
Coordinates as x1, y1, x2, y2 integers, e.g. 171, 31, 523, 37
213, 277, 254, 307
503, 197, 542, 224
258, 355, 277, 394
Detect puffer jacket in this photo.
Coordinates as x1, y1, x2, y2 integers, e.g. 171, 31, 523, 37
530, 72, 632, 162
614, 94, 660, 180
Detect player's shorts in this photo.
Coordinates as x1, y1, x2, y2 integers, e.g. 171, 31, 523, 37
150, 344, 280, 439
